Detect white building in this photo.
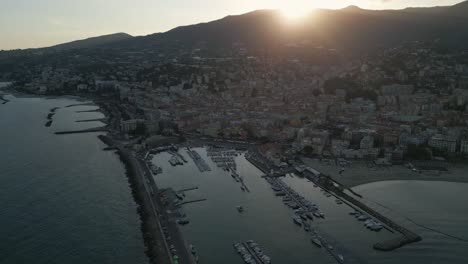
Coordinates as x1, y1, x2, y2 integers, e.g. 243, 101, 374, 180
120, 119, 146, 133
428, 135, 457, 153
460, 140, 468, 155
77, 84, 88, 91
360, 135, 374, 150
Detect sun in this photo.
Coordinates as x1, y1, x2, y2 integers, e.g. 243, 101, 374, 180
281, 6, 311, 20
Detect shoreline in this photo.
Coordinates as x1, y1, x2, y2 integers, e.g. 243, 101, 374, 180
302, 158, 468, 188
348, 176, 468, 188
6, 88, 164, 264
98, 136, 171, 264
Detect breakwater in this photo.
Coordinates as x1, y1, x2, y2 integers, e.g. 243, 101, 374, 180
45, 107, 60, 127
55, 127, 108, 134
0, 94, 9, 104
315, 175, 422, 251
246, 149, 422, 252
98, 135, 171, 264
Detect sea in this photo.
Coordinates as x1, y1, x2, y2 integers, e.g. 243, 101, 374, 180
0, 92, 148, 264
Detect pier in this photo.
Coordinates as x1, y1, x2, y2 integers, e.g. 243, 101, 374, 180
245, 153, 269, 173
76, 109, 101, 113
175, 151, 188, 163
75, 118, 109, 123
267, 177, 315, 214
65, 103, 95, 108
179, 198, 207, 206
186, 148, 211, 172
55, 127, 108, 134
314, 174, 422, 251
231, 171, 251, 192
242, 242, 265, 264
177, 187, 199, 193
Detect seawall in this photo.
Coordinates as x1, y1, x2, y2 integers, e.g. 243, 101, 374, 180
98, 135, 171, 264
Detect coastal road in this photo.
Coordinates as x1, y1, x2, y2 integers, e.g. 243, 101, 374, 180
137, 155, 196, 264
101, 135, 174, 264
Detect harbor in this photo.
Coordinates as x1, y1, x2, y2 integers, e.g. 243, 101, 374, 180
149, 147, 338, 264
148, 145, 418, 264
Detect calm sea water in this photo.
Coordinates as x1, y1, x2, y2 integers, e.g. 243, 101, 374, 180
0, 94, 148, 264
152, 148, 468, 264
354, 181, 468, 264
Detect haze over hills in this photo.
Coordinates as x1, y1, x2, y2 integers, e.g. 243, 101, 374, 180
122, 1, 468, 53
43, 33, 133, 51
3, 1, 468, 54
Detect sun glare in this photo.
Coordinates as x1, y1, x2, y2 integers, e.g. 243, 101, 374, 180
281, 6, 311, 20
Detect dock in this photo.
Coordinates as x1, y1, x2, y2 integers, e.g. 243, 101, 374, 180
65, 103, 95, 108
177, 187, 199, 193
175, 151, 188, 163
76, 109, 101, 113
242, 242, 265, 264
75, 118, 109, 123
245, 153, 268, 173
314, 229, 362, 264
186, 148, 211, 172
267, 177, 312, 213
231, 171, 250, 192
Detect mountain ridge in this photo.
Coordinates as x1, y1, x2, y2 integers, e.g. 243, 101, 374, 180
44, 32, 133, 51
5, 1, 468, 53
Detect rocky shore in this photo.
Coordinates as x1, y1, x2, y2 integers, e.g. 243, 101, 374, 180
98, 135, 171, 264
0, 94, 9, 104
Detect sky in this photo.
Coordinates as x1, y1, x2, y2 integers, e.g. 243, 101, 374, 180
0, 0, 464, 50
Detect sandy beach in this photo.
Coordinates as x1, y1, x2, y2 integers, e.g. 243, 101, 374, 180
302, 158, 468, 188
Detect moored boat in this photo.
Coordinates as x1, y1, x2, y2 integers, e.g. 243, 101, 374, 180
311, 237, 322, 248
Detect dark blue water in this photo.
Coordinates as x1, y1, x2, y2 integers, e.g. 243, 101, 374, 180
0, 94, 148, 264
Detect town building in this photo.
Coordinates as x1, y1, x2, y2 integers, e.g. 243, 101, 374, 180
428, 135, 457, 153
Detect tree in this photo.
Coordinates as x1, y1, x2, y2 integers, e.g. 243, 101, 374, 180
405, 144, 431, 160
302, 146, 314, 157
131, 123, 147, 136
312, 88, 321, 97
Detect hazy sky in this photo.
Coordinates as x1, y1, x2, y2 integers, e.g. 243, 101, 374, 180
0, 0, 464, 50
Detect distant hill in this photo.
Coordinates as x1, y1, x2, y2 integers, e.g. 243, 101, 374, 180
447, 0, 468, 17
46, 33, 133, 51
7, 1, 468, 54
112, 1, 468, 53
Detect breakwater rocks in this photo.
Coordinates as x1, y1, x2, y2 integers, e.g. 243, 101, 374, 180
98, 135, 170, 264
45, 107, 60, 127
0, 94, 9, 104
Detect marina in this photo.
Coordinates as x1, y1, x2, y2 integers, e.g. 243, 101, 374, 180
186, 147, 211, 172
150, 147, 339, 264
146, 144, 468, 264
233, 241, 271, 264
